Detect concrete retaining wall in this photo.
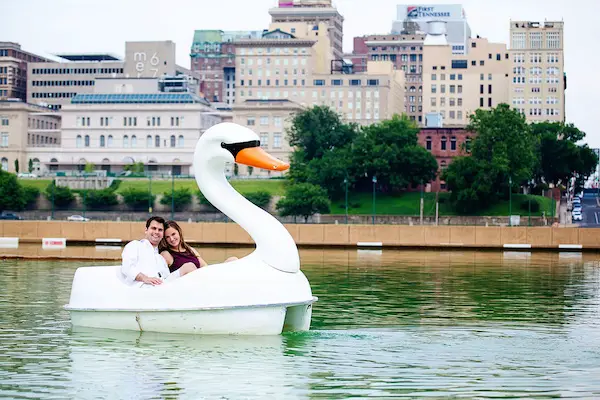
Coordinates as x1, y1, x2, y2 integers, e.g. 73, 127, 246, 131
1, 221, 599, 250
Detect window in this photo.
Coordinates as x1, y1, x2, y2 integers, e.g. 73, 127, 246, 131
488, 98, 492, 107
450, 136, 457, 150
273, 133, 282, 148
108, 135, 113, 147
451, 60, 468, 69
432, 74, 437, 81
530, 32, 542, 49
441, 136, 447, 151
0, 132, 7, 147
260, 116, 269, 126
331, 79, 342, 86
123, 135, 129, 148
480, 98, 484, 107
146, 135, 152, 147
350, 79, 361, 86
247, 117, 255, 126
155, 135, 160, 148
100, 135, 105, 147
1, 118, 8, 126
367, 79, 379, 86
170, 135, 176, 147
178, 135, 184, 147
426, 136, 432, 150
84, 135, 90, 147
430, 98, 436, 107
431, 84, 437, 94
274, 117, 282, 127
314, 79, 325, 86
76, 135, 82, 148
0, 158, 7, 171
512, 32, 526, 49
260, 133, 269, 149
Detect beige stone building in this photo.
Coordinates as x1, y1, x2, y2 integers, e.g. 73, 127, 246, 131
421, 22, 510, 126
0, 100, 60, 174
509, 21, 565, 122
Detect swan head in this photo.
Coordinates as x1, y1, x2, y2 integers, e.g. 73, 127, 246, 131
195, 122, 289, 171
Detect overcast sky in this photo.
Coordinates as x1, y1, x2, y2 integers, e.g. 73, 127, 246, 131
2, 0, 598, 146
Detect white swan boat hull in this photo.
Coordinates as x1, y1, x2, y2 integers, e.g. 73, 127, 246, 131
65, 258, 316, 335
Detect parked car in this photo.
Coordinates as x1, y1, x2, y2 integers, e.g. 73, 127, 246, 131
17, 172, 37, 178
0, 212, 23, 220
67, 215, 90, 222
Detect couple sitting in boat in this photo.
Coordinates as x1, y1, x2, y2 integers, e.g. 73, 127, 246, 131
120, 216, 236, 287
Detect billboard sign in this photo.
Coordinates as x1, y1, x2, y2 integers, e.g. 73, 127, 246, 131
398, 4, 463, 20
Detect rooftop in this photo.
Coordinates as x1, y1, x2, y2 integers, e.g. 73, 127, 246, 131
55, 53, 122, 62
71, 93, 210, 105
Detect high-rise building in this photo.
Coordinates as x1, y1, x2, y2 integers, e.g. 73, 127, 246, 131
0, 42, 51, 102
509, 21, 565, 122
392, 4, 471, 54
348, 33, 425, 123
190, 30, 262, 104
269, 0, 344, 60
421, 22, 510, 126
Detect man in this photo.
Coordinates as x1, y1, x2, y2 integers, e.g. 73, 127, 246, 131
121, 216, 171, 286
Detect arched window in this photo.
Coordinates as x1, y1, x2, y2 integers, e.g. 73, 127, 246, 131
50, 158, 58, 163
1, 158, 7, 171
441, 136, 447, 151
123, 135, 129, 148
155, 135, 160, 148
178, 135, 184, 147
426, 136, 432, 151
100, 135, 105, 147
440, 160, 447, 170
146, 135, 152, 147
450, 136, 457, 151
170, 135, 176, 148
32, 158, 40, 172
108, 135, 113, 147
131, 135, 137, 147
409, 86, 416, 92
84, 135, 90, 147
76, 135, 82, 148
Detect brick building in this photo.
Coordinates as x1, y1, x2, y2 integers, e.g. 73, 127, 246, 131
0, 42, 50, 102
418, 126, 472, 191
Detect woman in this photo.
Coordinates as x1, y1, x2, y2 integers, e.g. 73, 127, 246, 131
159, 220, 237, 278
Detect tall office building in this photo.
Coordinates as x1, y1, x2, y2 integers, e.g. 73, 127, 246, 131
392, 4, 471, 54
269, 0, 344, 60
509, 21, 565, 122
190, 30, 262, 104
0, 42, 50, 102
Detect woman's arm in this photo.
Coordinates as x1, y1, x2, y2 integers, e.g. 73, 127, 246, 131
191, 248, 208, 268
160, 250, 174, 267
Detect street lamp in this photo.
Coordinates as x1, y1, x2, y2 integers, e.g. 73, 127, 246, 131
372, 175, 377, 225
344, 177, 349, 224
508, 176, 512, 227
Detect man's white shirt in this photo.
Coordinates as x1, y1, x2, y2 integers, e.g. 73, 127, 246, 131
120, 239, 170, 285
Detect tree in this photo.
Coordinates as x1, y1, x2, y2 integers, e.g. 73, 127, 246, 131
14, 159, 19, 174
22, 186, 40, 209
28, 159, 33, 173
233, 164, 239, 176
247, 166, 253, 176
44, 182, 74, 208
84, 189, 119, 210
124, 162, 145, 174
350, 115, 438, 193
160, 188, 192, 211
0, 170, 26, 212
196, 190, 217, 212
442, 157, 496, 214
84, 162, 95, 174
121, 188, 155, 211
276, 183, 330, 222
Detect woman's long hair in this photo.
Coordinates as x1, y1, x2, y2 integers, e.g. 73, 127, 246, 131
159, 220, 194, 254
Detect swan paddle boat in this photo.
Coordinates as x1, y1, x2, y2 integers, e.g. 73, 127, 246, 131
65, 122, 317, 335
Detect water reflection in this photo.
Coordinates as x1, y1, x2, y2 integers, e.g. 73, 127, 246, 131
1, 249, 600, 398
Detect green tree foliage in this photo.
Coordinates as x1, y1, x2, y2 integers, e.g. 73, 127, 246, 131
519, 199, 540, 213
28, 159, 33, 173
83, 189, 119, 210
0, 170, 26, 211
233, 164, 239, 176
442, 157, 496, 214
84, 163, 95, 173
276, 183, 330, 222
121, 188, 155, 211
44, 182, 75, 209
245, 190, 272, 209
14, 159, 19, 174
124, 162, 145, 174
160, 188, 192, 211
22, 186, 40, 209
531, 122, 598, 187
196, 190, 217, 211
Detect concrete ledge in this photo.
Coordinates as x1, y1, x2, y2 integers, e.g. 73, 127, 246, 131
95, 238, 123, 243
357, 242, 383, 247
503, 244, 532, 249
558, 244, 583, 250
0, 237, 18, 249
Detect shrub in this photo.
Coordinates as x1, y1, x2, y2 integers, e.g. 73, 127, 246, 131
84, 189, 119, 210
108, 179, 122, 191
244, 191, 272, 210
520, 198, 540, 213
121, 188, 155, 211
22, 186, 40, 209
196, 190, 217, 211
160, 188, 192, 211
44, 182, 75, 209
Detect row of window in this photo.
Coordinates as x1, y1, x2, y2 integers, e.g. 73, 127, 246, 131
28, 134, 59, 145
76, 116, 185, 128
28, 118, 58, 129
239, 48, 308, 56
512, 31, 561, 50
247, 116, 283, 127
512, 97, 560, 105
75, 134, 186, 148
512, 77, 560, 84
525, 108, 561, 116
258, 133, 283, 149
32, 80, 95, 87
512, 53, 561, 63
32, 92, 76, 98
424, 136, 470, 152
512, 67, 560, 75
431, 84, 463, 94
430, 97, 464, 107
432, 73, 463, 81
240, 57, 308, 67
31, 68, 124, 75
239, 68, 306, 77
371, 45, 421, 52
370, 54, 423, 63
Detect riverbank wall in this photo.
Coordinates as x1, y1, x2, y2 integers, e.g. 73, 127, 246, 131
0, 221, 598, 251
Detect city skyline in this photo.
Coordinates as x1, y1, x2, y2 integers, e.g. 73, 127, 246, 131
2, 0, 598, 146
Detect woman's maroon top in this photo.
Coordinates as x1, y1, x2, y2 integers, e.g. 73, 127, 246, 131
168, 249, 200, 272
